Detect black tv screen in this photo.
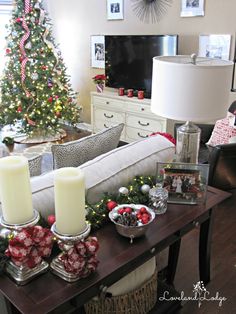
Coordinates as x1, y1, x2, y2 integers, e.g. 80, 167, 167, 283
105, 35, 178, 98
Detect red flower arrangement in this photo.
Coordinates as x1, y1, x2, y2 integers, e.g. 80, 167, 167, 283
92, 74, 106, 84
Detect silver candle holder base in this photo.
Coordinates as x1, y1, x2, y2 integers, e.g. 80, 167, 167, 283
50, 222, 91, 282
0, 210, 50, 285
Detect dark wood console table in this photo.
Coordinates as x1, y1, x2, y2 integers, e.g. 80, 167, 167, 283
0, 187, 230, 314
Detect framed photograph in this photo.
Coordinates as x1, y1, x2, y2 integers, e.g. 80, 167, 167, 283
156, 162, 209, 205
107, 0, 124, 20
90, 35, 105, 69
199, 34, 231, 60
181, 0, 204, 17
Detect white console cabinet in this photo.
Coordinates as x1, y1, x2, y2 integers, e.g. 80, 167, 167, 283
91, 91, 167, 143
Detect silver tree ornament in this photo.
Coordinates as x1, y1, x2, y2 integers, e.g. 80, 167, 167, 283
131, 0, 173, 23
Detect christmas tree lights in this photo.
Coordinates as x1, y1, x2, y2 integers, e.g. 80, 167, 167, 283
0, 0, 81, 137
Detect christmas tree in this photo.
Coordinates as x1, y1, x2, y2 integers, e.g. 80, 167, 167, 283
0, 0, 81, 137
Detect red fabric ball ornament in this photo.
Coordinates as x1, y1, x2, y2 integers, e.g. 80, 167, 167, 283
55, 111, 61, 117
6, 48, 11, 54
17, 106, 22, 113
41, 65, 47, 70
19, 56, 24, 62
16, 17, 22, 23
48, 96, 53, 103
47, 215, 56, 226
106, 201, 117, 212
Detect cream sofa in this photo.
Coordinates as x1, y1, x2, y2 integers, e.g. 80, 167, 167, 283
30, 134, 175, 218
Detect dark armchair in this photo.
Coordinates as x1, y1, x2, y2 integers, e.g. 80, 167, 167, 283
208, 143, 236, 190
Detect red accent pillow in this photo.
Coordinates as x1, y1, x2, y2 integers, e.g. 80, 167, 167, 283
206, 118, 236, 146
149, 132, 176, 145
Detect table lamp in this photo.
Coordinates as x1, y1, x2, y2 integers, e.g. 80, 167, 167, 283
151, 55, 233, 163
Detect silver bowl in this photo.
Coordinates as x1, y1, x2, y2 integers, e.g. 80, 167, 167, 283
109, 204, 155, 243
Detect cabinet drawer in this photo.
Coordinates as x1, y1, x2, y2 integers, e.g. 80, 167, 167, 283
126, 126, 151, 142
94, 107, 125, 124
126, 114, 166, 132
93, 96, 125, 110
126, 103, 152, 115
94, 122, 126, 141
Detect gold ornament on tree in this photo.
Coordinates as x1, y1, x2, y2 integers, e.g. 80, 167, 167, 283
131, 0, 172, 23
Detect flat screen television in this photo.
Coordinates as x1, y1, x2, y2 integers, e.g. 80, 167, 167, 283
105, 35, 178, 98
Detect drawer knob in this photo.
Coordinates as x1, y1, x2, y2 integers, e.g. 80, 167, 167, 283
141, 108, 145, 111
106, 101, 110, 105
138, 120, 150, 127
138, 132, 148, 138
104, 113, 114, 118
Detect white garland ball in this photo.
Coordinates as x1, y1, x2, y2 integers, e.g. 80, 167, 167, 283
119, 187, 129, 195
141, 184, 151, 194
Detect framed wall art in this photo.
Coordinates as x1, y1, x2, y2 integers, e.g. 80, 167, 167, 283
90, 35, 105, 69
156, 162, 209, 205
181, 0, 205, 17
198, 34, 231, 60
107, 0, 124, 20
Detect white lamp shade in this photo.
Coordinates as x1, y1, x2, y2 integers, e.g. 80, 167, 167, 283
151, 55, 233, 122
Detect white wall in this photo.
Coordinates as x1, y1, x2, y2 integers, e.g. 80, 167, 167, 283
45, 0, 236, 124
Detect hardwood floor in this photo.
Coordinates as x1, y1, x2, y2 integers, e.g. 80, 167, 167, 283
173, 190, 236, 314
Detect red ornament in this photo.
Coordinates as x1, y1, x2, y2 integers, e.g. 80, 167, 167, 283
6, 48, 11, 54
17, 106, 22, 113
48, 96, 53, 103
106, 200, 117, 212
55, 111, 61, 118
47, 215, 56, 226
19, 56, 24, 62
16, 17, 22, 23
41, 65, 47, 70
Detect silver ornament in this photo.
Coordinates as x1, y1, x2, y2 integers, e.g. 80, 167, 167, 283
141, 184, 151, 194
119, 187, 129, 195
0, 228, 11, 239
31, 73, 39, 80
31, 16, 36, 23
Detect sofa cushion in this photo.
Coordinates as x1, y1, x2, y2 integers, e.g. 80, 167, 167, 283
206, 118, 236, 147
51, 123, 124, 169
29, 135, 175, 219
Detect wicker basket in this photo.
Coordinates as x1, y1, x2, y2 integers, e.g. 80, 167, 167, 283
84, 268, 157, 314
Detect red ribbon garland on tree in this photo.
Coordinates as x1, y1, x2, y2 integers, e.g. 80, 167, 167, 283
19, 0, 31, 97
5, 226, 53, 269
58, 237, 99, 276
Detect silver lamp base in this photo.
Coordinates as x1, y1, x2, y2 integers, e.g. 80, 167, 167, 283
176, 121, 201, 163
50, 222, 91, 282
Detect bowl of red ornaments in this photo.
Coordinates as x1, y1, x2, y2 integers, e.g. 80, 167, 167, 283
109, 204, 155, 243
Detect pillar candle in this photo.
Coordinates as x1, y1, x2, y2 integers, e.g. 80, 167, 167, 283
0, 156, 34, 224
54, 167, 86, 235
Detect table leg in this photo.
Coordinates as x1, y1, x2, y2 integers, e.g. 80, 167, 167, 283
166, 238, 181, 285
199, 208, 214, 285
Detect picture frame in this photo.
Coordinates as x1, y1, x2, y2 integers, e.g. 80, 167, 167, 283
198, 34, 231, 60
156, 162, 209, 205
181, 0, 204, 17
107, 0, 124, 20
90, 35, 105, 69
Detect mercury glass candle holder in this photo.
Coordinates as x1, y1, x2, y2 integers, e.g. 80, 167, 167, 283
149, 187, 168, 215
50, 222, 91, 282
0, 210, 49, 285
